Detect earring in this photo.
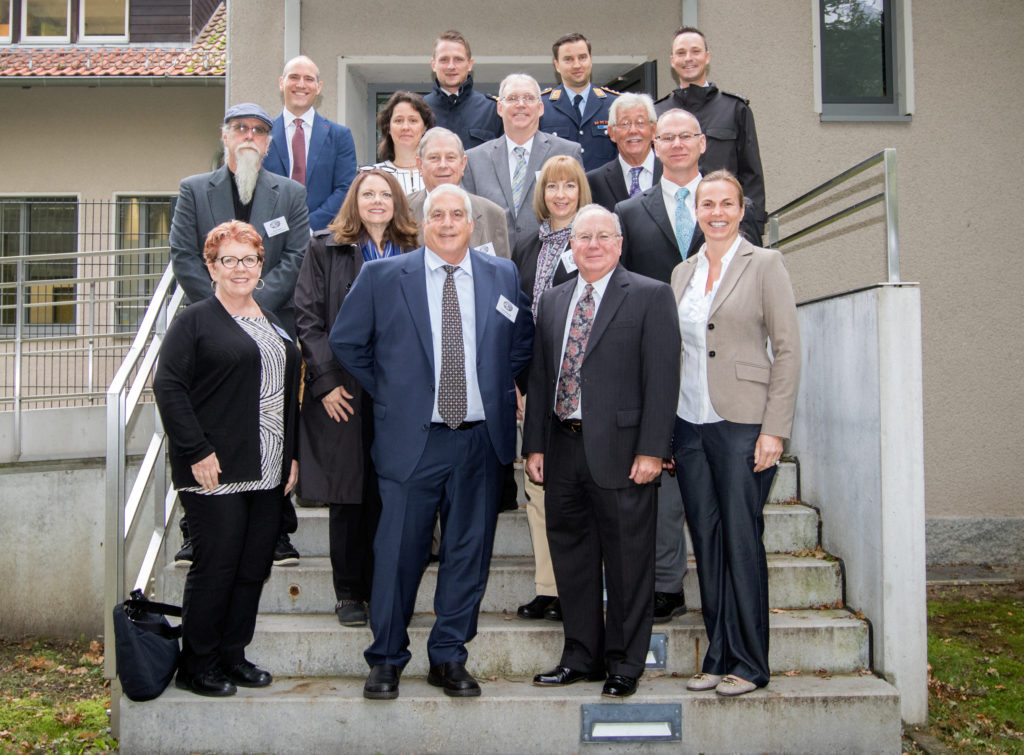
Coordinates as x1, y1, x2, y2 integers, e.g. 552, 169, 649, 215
210, 280, 217, 291
255, 278, 266, 290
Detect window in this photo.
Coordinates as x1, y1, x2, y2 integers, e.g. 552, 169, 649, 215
115, 196, 172, 329
0, 198, 78, 327
815, 0, 914, 121
1, 1, 12, 42
79, 0, 125, 41
21, 0, 71, 42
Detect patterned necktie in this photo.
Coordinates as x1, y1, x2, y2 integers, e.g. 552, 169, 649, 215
628, 166, 643, 197
511, 146, 527, 213
438, 264, 467, 429
290, 119, 306, 185
572, 93, 584, 120
674, 186, 695, 257
555, 284, 595, 421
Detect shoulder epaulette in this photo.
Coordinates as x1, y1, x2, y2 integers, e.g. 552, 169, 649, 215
654, 92, 672, 105
596, 86, 620, 97
545, 87, 560, 100
718, 88, 751, 105
485, 93, 499, 102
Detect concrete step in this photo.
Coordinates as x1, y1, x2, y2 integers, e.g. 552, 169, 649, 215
245, 609, 868, 678
119, 673, 901, 754
161, 552, 843, 615
290, 499, 819, 559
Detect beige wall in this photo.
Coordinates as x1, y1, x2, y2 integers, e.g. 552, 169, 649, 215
0, 85, 225, 200
226, 0, 1024, 524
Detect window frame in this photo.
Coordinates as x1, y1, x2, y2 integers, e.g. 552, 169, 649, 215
1, 0, 13, 43
20, 0, 72, 44
78, 0, 126, 43
812, 0, 915, 122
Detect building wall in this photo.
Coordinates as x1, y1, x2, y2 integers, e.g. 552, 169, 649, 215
0, 84, 225, 200
227, 0, 1020, 547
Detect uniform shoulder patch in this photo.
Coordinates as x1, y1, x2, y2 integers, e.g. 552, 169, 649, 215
546, 87, 561, 100
596, 86, 621, 97
485, 93, 499, 102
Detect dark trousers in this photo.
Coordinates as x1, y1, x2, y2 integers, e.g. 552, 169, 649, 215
329, 475, 381, 602
364, 422, 501, 669
545, 421, 657, 678
178, 486, 280, 675
672, 417, 776, 687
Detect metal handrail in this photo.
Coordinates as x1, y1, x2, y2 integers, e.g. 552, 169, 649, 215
767, 148, 900, 283
104, 263, 184, 735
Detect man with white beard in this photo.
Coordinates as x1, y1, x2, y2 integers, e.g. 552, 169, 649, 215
169, 103, 310, 569
170, 103, 310, 337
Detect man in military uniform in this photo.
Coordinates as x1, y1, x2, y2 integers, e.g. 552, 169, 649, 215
654, 26, 765, 237
424, 30, 503, 150
539, 32, 618, 172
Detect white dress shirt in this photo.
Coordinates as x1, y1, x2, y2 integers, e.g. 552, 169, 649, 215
676, 235, 743, 423
284, 107, 315, 176
424, 247, 485, 422
555, 269, 614, 419
618, 150, 656, 195
661, 173, 701, 237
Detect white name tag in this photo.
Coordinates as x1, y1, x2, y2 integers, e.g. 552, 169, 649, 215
477, 242, 496, 256
496, 294, 519, 323
561, 249, 578, 273
264, 216, 289, 237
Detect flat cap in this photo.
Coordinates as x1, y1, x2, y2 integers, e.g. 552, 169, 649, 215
223, 102, 273, 128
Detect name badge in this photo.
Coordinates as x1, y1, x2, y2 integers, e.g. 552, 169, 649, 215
561, 249, 578, 273
272, 323, 293, 342
264, 216, 289, 237
477, 242, 496, 257
496, 294, 519, 323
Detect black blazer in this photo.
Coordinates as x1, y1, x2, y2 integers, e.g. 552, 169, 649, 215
586, 156, 663, 212
522, 265, 680, 489
615, 183, 762, 284
517, 232, 579, 299
154, 296, 302, 489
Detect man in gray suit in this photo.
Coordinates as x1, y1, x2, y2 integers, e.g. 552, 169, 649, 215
461, 73, 583, 288
407, 127, 511, 259
169, 102, 310, 567
523, 204, 680, 698
170, 102, 310, 338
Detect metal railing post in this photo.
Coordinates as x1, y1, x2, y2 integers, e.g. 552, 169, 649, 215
883, 148, 901, 283
13, 257, 25, 460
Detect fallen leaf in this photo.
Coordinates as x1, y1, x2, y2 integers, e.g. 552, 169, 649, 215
783, 669, 801, 676
56, 709, 83, 727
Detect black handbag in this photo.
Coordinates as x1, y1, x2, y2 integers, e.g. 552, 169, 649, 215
112, 588, 183, 702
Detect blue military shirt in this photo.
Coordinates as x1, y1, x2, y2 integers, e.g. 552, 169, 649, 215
539, 84, 619, 172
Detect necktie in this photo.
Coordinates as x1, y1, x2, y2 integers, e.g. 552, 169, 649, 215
511, 146, 527, 213
674, 186, 695, 257
438, 264, 467, 429
572, 93, 584, 120
291, 119, 306, 185
628, 166, 643, 197
555, 284, 595, 421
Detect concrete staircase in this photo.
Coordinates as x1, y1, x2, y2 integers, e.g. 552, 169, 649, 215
124, 463, 902, 753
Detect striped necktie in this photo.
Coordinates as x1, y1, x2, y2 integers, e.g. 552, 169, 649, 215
511, 146, 527, 213
675, 186, 695, 257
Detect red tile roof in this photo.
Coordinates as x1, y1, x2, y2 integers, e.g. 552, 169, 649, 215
0, 2, 225, 78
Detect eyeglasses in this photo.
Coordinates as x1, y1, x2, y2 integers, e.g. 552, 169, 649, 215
613, 119, 654, 130
501, 94, 540, 105
572, 232, 621, 244
227, 122, 270, 137
358, 164, 397, 174
216, 255, 262, 269
655, 132, 702, 144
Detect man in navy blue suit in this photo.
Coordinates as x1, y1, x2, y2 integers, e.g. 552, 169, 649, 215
330, 184, 534, 701
264, 55, 358, 232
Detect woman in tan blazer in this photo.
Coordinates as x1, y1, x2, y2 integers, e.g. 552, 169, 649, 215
669, 170, 801, 697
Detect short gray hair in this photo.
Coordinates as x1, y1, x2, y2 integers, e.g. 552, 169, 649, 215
418, 127, 465, 159
498, 73, 541, 100
656, 107, 701, 133
423, 183, 473, 218
609, 93, 656, 128
571, 204, 622, 236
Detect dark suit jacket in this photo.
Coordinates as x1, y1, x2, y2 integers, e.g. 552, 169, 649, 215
586, 155, 663, 211
169, 164, 310, 334
522, 265, 680, 489
264, 112, 358, 231
461, 132, 583, 280
329, 248, 534, 482
615, 183, 762, 284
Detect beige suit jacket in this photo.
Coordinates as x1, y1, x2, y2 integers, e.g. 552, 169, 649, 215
670, 238, 801, 438
407, 188, 511, 260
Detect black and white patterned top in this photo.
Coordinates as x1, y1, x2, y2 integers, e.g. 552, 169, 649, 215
181, 315, 286, 495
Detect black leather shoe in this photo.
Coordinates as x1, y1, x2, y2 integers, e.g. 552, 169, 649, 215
652, 591, 686, 623
175, 668, 237, 697
544, 598, 563, 622
225, 660, 272, 688
602, 674, 639, 698
427, 661, 481, 697
533, 665, 606, 686
517, 594, 557, 619
364, 664, 400, 700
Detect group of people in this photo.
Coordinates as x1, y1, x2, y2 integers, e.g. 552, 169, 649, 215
154, 24, 799, 704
